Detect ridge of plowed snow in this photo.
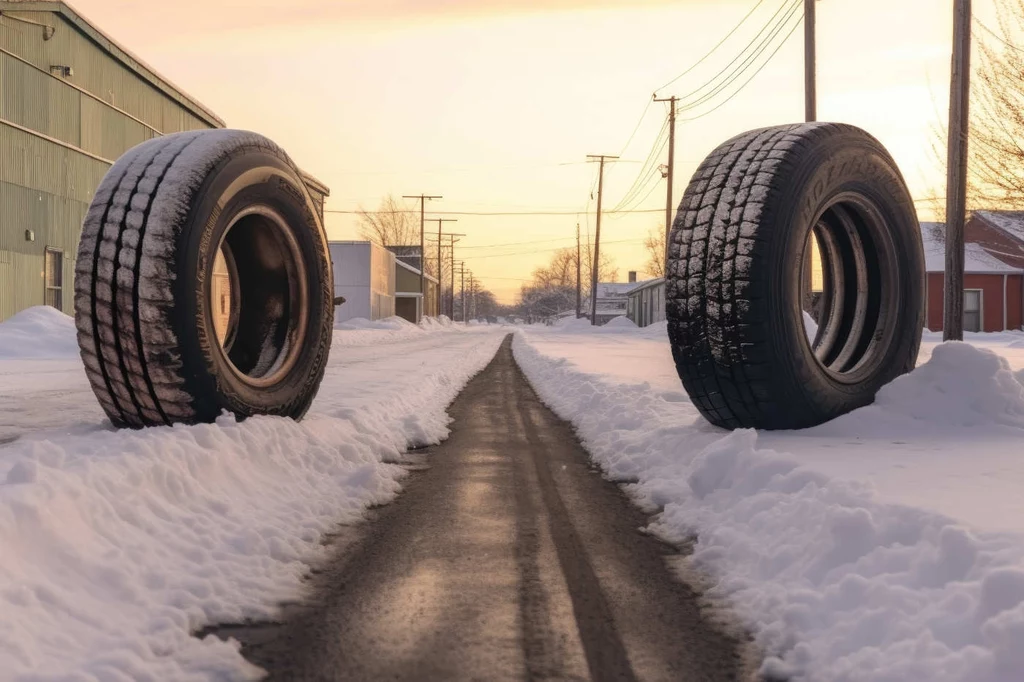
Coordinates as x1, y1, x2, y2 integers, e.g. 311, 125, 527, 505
0, 307, 78, 359
513, 329, 1024, 682
0, 322, 504, 680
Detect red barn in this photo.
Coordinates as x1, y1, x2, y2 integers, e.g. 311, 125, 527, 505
923, 213, 1024, 332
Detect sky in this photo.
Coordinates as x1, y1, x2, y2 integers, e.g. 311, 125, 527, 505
69, 0, 1000, 303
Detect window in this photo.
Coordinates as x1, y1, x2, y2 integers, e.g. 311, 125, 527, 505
44, 248, 63, 311
964, 289, 982, 333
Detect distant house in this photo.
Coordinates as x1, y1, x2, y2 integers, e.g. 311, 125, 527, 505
923, 216, 1024, 332
592, 281, 634, 325
626, 277, 666, 328
328, 242, 396, 323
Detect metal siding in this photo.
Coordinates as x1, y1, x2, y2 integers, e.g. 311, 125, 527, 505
0, 9, 220, 321
1, 10, 216, 136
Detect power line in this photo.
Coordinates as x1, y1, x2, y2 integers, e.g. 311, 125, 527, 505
609, 118, 670, 212
325, 208, 665, 216
974, 17, 1024, 53
677, 8, 803, 123
461, 238, 643, 260
676, 0, 802, 114
655, 0, 770, 94
616, 97, 655, 158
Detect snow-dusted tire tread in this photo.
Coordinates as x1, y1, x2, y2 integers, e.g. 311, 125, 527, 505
666, 123, 923, 430
74, 130, 333, 429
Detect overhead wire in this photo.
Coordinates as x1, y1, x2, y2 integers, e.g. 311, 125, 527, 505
606, 0, 798, 215
677, 7, 802, 123
655, 0, 770, 94
325, 208, 665, 216
608, 118, 670, 212
675, 0, 802, 113
974, 17, 1024, 53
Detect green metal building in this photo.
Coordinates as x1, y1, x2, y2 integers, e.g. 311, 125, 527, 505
0, 1, 328, 321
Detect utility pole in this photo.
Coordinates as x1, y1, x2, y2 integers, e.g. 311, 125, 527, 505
587, 154, 618, 325
804, 0, 816, 122
454, 261, 465, 322
944, 0, 972, 341
429, 230, 464, 317
448, 235, 462, 318
402, 194, 442, 319
575, 222, 582, 318
429, 218, 458, 317
459, 265, 467, 323
654, 95, 677, 269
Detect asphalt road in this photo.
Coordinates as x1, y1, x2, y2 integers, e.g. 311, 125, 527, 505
211, 336, 747, 681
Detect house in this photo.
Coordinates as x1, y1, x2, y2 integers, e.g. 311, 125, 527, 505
393, 257, 439, 324
592, 281, 635, 325
923, 217, 1024, 332
626, 277, 666, 328
328, 242, 396, 323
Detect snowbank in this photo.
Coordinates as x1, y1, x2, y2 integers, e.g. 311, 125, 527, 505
0, 327, 505, 679
513, 330, 1024, 682
0, 307, 78, 359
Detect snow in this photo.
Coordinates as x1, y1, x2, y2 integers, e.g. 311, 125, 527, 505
602, 315, 637, 329
0, 307, 79, 360
0, 307, 505, 680
514, 324, 1024, 682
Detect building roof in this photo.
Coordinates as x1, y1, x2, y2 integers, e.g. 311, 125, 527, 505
626, 277, 665, 294
920, 222, 1023, 274
975, 210, 1024, 243
596, 282, 636, 298
395, 257, 439, 284
0, 0, 224, 127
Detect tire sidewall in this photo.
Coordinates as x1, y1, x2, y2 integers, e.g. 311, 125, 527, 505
175, 150, 333, 421
767, 135, 924, 424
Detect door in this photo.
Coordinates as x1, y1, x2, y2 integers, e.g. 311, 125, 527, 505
44, 248, 63, 311
963, 289, 982, 333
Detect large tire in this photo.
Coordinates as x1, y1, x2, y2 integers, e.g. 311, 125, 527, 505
73, 130, 334, 428
666, 123, 924, 430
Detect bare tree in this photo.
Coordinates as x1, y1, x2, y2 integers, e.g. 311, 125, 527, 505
931, 1, 1024, 215
357, 195, 419, 247
643, 225, 666, 278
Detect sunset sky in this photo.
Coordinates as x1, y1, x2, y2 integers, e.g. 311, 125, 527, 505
71, 0, 1001, 302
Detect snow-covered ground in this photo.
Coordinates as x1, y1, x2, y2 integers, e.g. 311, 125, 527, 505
514, 320, 1024, 682
0, 307, 505, 681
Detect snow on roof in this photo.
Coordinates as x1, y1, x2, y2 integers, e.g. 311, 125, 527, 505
597, 282, 637, 297
626, 277, 665, 294
920, 222, 1023, 274
975, 210, 1024, 243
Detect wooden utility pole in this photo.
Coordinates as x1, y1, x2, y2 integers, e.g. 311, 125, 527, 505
944, 0, 972, 341
402, 194, 441, 318
804, 0, 816, 122
430, 218, 458, 317
587, 154, 618, 325
575, 223, 582, 318
654, 95, 677, 268
459, 265, 466, 322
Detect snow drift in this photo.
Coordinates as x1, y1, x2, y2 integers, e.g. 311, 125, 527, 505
0, 307, 79, 360
0, 313, 505, 680
513, 330, 1024, 682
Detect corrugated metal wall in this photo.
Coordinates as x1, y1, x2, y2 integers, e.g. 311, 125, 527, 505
0, 7, 216, 321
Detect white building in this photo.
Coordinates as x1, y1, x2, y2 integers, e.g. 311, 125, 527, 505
328, 241, 396, 323
626, 277, 666, 328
